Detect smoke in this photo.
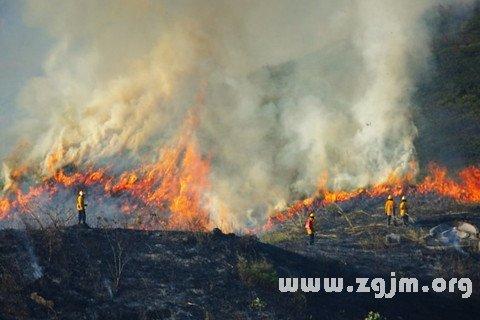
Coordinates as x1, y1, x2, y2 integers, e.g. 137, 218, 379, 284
2, 0, 465, 229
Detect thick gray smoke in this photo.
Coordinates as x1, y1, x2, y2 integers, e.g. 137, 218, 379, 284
3, 0, 465, 229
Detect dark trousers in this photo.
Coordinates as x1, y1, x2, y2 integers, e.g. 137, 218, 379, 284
402, 215, 409, 226
387, 215, 392, 226
78, 210, 86, 224
309, 233, 315, 245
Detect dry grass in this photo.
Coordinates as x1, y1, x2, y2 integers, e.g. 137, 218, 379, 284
237, 256, 277, 289
261, 214, 305, 244
404, 228, 427, 244
357, 233, 388, 250
104, 230, 133, 295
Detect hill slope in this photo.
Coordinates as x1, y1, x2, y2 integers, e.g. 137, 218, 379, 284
1, 226, 479, 320
413, 2, 480, 171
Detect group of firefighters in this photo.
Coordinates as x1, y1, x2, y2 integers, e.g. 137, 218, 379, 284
75, 190, 409, 244
304, 195, 409, 245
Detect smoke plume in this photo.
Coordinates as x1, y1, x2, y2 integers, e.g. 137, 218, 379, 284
2, 0, 464, 229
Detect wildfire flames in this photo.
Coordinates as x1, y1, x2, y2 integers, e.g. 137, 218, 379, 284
0, 113, 212, 231
264, 163, 480, 231
1, 116, 480, 232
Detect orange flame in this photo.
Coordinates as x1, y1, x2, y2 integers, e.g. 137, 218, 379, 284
0, 111, 212, 231
265, 162, 480, 231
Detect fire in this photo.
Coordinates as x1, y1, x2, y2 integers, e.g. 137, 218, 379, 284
1, 120, 479, 234
0, 112, 212, 231
418, 163, 480, 202
0, 199, 10, 219
266, 163, 480, 231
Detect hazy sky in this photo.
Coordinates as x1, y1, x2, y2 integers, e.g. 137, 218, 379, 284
0, 1, 51, 146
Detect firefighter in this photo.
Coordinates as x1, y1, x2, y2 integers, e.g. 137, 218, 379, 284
385, 195, 395, 226
305, 213, 315, 245
76, 190, 87, 225
399, 196, 409, 226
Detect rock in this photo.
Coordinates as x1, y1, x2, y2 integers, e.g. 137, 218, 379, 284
456, 221, 478, 236
385, 233, 401, 244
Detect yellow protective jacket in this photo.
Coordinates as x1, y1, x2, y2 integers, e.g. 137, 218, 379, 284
385, 199, 395, 216
76, 195, 85, 211
399, 200, 408, 217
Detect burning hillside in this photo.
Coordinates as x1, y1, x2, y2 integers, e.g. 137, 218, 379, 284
0, 1, 479, 233
265, 163, 480, 230
1, 137, 480, 233
0, 111, 213, 231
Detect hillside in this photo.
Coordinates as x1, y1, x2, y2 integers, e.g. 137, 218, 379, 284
1, 225, 479, 320
413, 2, 480, 172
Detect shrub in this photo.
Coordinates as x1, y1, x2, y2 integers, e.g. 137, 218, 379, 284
237, 256, 277, 289
365, 311, 385, 320
250, 297, 267, 310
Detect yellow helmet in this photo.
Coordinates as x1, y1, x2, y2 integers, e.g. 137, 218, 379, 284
387, 195, 393, 200
401, 196, 406, 201
309, 213, 315, 218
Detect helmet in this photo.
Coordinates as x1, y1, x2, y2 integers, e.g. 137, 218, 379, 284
387, 195, 393, 200
401, 196, 406, 201
79, 190, 84, 196
309, 213, 315, 218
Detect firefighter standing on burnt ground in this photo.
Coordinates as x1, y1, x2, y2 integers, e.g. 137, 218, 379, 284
385, 195, 395, 226
305, 213, 315, 245
399, 196, 409, 226
76, 190, 87, 226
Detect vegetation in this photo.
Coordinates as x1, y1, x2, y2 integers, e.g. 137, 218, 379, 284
250, 297, 267, 310
413, 2, 480, 172
237, 256, 278, 289
261, 214, 306, 244
364, 311, 385, 320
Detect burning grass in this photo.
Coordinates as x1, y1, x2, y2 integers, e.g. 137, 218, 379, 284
1, 137, 480, 235
265, 163, 480, 232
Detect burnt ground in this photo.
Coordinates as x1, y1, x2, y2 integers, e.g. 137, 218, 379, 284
264, 201, 480, 320
0, 205, 479, 320
1, 227, 312, 320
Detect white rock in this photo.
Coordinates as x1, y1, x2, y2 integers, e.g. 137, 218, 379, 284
456, 221, 478, 236
385, 233, 401, 244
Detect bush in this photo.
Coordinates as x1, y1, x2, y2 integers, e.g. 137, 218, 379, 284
250, 297, 267, 310
365, 311, 385, 320
237, 256, 277, 289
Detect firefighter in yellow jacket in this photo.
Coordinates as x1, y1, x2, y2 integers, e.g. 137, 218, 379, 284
76, 190, 87, 225
385, 195, 395, 226
399, 196, 409, 226
305, 213, 315, 245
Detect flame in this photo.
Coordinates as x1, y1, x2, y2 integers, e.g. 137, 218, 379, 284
0, 199, 11, 219
0, 111, 212, 231
418, 163, 480, 202
1, 114, 480, 235
265, 162, 480, 231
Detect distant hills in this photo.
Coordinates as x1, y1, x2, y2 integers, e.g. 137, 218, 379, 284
413, 2, 480, 173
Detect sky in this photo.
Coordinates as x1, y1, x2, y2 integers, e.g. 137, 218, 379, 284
0, 1, 51, 144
